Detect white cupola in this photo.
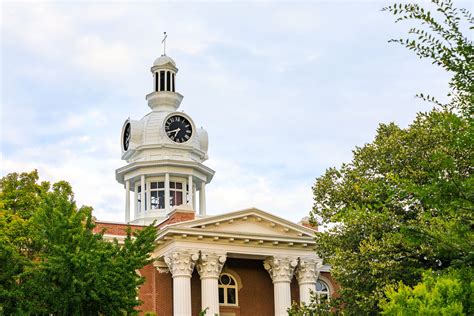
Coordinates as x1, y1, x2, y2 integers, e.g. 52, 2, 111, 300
116, 52, 215, 225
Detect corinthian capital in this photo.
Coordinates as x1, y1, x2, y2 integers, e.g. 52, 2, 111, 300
164, 250, 199, 278
197, 252, 227, 279
263, 256, 298, 283
295, 258, 323, 285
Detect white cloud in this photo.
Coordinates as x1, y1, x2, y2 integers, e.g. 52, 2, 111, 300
2, 0, 461, 227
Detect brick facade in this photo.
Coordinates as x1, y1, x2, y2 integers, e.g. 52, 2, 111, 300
93, 219, 338, 315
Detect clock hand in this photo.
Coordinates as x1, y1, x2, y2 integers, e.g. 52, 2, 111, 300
167, 128, 180, 134
174, 128, 181, 137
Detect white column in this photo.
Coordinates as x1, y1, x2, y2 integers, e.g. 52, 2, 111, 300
157, 72, 160, 91
165, 173, 170, 213
188, 175, 193, 206
197, 252, 226, 316
164, 250, 199, 316
125, 180, 130, 222
134, 184, 138, 218
264, 256, 298, 316
199, 182, 206, 215
296, 258, 322, 305
140, 175, 146, 215
193, 184, 197, 210
146, 181, 151, 211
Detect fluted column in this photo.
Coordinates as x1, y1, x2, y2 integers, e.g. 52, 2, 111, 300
264, 256, 298, 316
164, 250, 199, 316
296, 258, 322, 305
197, 252, 227, 316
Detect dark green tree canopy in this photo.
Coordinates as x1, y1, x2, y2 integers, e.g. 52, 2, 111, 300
308, 0, 473, 314
0, 170, 157, 315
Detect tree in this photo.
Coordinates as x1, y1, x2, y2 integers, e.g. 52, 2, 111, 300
382, 0, 473, 115
0, 171, 157, 315
380, 268, 473, 315
307, 0, 473, 314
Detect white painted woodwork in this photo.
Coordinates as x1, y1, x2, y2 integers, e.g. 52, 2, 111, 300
165, 173, 170, 213
140, 175, 145, 215
199, 182, 206, 215
264, 256, 298, 316
197, 253, 226, 316
125, 180, 130, 222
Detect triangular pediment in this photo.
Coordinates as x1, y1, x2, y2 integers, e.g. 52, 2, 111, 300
167, 208, 315, 239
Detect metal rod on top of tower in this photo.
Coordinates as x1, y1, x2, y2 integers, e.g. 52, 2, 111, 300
161, 32, 167, 56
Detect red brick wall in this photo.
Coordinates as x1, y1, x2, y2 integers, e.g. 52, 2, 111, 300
157, 211, 195, 229
93, 221, 145, 235
136, 262, 173, 315
135, 259, 339, 316
223, 258, 275, 316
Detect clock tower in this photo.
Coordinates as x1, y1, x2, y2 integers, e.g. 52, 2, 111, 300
116, 54, 214, 224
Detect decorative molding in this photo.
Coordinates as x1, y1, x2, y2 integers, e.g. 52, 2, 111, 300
263, 256, 298, 283
153, 260, 170, 274
296, 258, 323, 285
197, 252, 227, 279
163, 250, 199, 277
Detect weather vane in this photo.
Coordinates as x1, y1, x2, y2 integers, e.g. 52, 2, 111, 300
161, 32, 168, 56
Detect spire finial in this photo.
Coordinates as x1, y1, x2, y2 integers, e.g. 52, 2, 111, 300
161, 32, 168, 56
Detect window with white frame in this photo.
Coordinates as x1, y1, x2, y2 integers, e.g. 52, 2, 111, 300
150, 181, 165, 209
169, 181, 184, 206
316, 279, 330, 302
218, 273, 238, 306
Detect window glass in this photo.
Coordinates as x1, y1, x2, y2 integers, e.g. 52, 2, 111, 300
219, 288, 224, 304
150, 181, 166, 209
316, 280, 330, 302
227, 288, 236, 304
218, 273, 238, 306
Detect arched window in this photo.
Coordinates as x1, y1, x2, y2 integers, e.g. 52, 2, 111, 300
218, 273, 238, 306
316, 279, 330, 302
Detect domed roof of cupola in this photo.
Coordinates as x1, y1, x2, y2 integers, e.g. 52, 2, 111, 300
123, 111, 209, 164
153, 55, 176, 67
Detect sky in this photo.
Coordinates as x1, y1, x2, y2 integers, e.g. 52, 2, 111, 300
0, 0, 460, 224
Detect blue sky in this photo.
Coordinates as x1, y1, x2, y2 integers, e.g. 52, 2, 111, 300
1, 0, 459, 223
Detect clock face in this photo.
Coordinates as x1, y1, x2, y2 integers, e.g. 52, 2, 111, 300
165, 115, 193, 143
123, 122, 131, 151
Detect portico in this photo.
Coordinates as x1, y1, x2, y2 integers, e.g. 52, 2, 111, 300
152, 208, 324, 316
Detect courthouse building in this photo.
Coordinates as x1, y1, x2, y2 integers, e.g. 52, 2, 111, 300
95, 53, 337, 316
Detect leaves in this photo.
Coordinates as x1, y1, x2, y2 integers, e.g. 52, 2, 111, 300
311, 109, 473, 314
382, 0, 473, 116
0, 171, 157, 315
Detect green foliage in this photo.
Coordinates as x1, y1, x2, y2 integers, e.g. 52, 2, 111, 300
382, 0, 473, 115
309, 1, 473, 314
312, 109, 473, 314
287, 296, 332, 316
380, 268, 473, 315
0, 170, 157, 315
